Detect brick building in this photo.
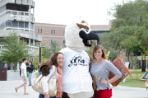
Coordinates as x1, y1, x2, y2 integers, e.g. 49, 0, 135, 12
91, 25, 111, 35
35, 23, 110, 47
35, 23, 65, 48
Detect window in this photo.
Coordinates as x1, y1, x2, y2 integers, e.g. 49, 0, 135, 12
5, 20, 32, 30
38, 28, 42, 34
40, 28, 42, 33
13, 20, 18, 27
19, 21, 24, 28
51, 30, 56, 35
25, 22, 29, 28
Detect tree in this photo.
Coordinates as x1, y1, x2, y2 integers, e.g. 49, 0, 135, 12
41, 40, 60, 62
101, 0, 148, 71
50, 40, 60, 53
0, 33, 28, 70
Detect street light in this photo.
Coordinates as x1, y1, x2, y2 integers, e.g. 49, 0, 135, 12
39, 46, 45, 63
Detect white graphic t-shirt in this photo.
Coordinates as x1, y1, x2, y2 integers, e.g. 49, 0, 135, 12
60, 47, 93, 93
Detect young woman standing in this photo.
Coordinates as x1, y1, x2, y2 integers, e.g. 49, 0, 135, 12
90, 45, 122, 98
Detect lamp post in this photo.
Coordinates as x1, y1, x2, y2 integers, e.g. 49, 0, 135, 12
39, 46, 41, 63
39, 46, 45, 63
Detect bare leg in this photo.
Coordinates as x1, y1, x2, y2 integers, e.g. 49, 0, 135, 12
15, 83, 25, 92
15, 77, 29, 95
24, 82, 29, 95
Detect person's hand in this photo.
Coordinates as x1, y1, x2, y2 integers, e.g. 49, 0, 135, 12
56, 91, 62, 98
101, 79, 108, 84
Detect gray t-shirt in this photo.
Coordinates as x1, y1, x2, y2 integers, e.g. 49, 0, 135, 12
90, 60, 122, 90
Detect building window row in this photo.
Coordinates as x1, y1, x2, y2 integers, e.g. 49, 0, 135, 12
6, 10, 31, 16
0, 10, 32, 17
0, 20, 33, 29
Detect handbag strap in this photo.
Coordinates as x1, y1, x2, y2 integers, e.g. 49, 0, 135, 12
37, 75, 43, 83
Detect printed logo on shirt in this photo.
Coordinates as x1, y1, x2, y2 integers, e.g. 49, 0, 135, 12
68, 56, 87, 67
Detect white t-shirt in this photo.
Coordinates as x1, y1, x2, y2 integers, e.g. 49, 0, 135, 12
41, 74, 50, 93
50, 66, 57, 79
41, 66, 57, 93
20, 62, 27, 77
60, 47, 93, 93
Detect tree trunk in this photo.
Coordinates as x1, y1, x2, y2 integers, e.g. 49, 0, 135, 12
13, 63, 17, 72
127, 50, 130, 68
141, 55, 146, 72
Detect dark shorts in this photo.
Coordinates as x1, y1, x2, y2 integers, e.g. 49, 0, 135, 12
39, 94, 56, 98
62, 92, 69, 98
39, 92, 69, 98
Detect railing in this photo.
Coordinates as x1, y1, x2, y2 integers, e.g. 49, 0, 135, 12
0, 29, 42, 41
0, 10, 35, 23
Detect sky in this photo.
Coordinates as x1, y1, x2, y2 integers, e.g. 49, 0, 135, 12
34, 0, 134, 25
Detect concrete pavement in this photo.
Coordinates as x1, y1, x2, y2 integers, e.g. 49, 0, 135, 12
0, 70, 147, 98
0, 80, 38, 98
112, 86, 147, 98
0, 80, 147, 98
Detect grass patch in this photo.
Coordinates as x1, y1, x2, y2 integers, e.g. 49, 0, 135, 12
119, 69, 146, 88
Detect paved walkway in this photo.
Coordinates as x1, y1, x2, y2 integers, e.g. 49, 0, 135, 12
112, 86, 147, 98
0, 80, 147, 98
0, 70, 147, 98
0, 80, 38, 98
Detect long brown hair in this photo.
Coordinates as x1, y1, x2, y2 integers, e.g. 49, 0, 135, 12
40, 63, 50, 76
46, 52, 63, 68
92, 45, 106, 60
